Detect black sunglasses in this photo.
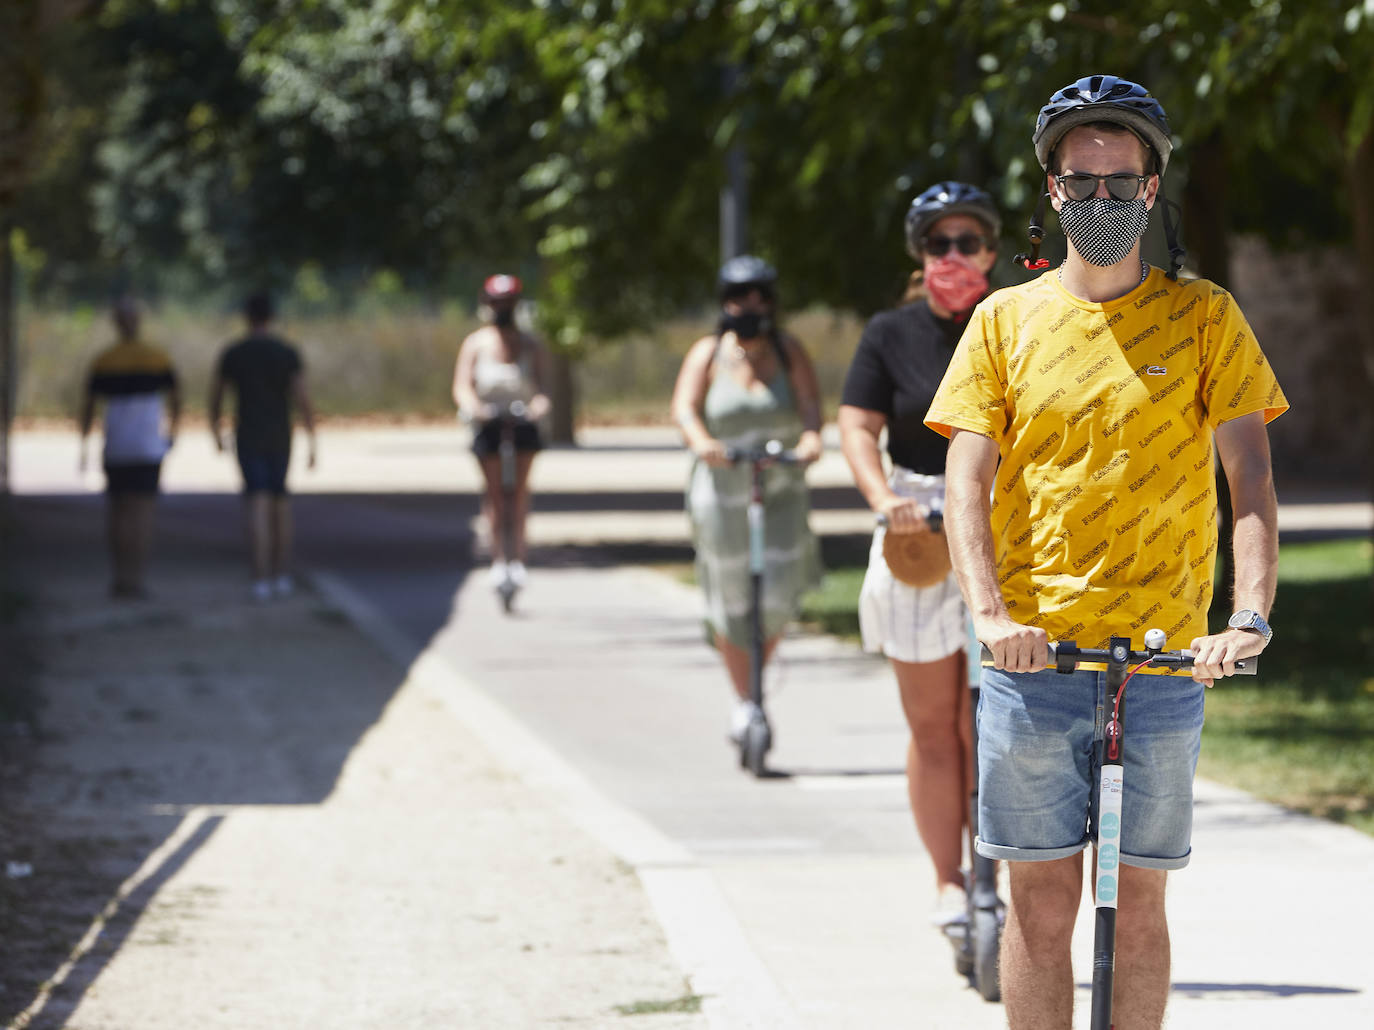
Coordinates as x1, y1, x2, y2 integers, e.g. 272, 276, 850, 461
1055, 172, 1151, 202
721, 283, 774, 302
922, 233, 988, 258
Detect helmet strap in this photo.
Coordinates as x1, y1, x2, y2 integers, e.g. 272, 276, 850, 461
1013, 190, 1052, 271
1159, 193, 1186, 280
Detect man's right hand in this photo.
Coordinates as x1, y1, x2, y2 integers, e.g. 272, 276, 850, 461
876, 494, 928, 535
976, 615, 1050, 673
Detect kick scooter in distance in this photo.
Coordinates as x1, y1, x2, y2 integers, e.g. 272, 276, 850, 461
981, 632, 1257, 1029
491, 399, 528, 613
725, 439, 801, 777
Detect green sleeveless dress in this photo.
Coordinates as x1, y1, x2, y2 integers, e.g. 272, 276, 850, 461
686, 360, 821, 648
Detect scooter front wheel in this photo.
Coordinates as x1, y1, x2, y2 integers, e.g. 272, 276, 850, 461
497, 580, 518, 613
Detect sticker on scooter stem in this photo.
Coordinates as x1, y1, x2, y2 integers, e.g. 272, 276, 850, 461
1096, 766, 1124, 909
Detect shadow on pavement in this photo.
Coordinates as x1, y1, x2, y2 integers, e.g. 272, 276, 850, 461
0, 491, 474, 1022
1169, 983, 1363, 998
766, 766, 907, 778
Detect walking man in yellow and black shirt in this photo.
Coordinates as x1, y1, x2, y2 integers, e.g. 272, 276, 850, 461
79, 296, 181, 599
926, 75, 1287, 1029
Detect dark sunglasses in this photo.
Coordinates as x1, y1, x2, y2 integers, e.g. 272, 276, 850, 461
721, 284, 774, 303
1055, 172, 1151, 202
922, 233, 988, 258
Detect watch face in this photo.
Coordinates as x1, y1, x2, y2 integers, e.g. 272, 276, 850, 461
1229, 609, 1270, 641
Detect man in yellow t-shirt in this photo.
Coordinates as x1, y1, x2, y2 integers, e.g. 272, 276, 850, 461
925, 75, 1286, 1030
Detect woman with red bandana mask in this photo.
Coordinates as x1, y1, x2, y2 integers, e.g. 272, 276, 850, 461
838, 181, 1000, 929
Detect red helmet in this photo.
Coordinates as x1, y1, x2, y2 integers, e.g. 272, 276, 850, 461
482, 274, 522, 301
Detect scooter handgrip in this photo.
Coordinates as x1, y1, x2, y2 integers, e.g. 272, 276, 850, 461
978, 642, 1060, 668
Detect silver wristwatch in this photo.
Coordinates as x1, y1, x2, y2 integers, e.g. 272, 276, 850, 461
1227, 609, 1273, 645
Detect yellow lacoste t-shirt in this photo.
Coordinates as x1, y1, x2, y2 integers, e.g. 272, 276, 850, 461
925, 268, 1287, 653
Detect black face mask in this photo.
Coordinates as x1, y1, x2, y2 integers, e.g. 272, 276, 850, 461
493, 308, 515, 328
719, 310, 772, 340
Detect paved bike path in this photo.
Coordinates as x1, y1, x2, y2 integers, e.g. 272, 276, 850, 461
322, 557, 1374, 1030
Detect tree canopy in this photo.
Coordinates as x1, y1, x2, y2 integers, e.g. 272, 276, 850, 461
12, 0, 1374, 343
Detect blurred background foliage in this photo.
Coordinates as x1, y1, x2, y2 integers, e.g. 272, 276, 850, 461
3, 0, 1374, 418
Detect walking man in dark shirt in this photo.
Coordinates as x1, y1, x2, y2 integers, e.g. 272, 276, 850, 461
209, 292, 317, 601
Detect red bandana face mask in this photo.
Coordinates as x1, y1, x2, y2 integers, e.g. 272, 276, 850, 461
925, 255, 989, 320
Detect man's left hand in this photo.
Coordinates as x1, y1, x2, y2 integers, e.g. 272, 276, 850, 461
1189, 627, 1267, 686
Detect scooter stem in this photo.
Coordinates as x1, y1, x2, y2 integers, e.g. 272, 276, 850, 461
1090, 636, 1130, 1030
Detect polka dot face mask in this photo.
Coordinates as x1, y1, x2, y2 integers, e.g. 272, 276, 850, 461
1058, 197, 1150, 267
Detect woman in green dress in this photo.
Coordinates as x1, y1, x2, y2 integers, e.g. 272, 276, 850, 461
671, 256, 824, 742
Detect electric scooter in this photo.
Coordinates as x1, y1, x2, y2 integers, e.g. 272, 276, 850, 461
981, 633, 1258, 1028
725, 439, 801, 777
880, 500, 1005, 1000
949, 596, 1004, 1001
491, 399, 527, 613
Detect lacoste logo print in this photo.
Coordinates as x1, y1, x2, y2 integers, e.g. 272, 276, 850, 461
1130, 602, 1163, 630
1145, 366, 1167, 376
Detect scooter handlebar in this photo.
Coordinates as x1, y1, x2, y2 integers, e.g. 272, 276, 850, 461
460, 399, 528, 424
723, 439, 801, 465
977, 639, 1257, 675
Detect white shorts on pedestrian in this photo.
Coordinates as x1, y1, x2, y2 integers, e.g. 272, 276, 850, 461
858, 469, 967, 665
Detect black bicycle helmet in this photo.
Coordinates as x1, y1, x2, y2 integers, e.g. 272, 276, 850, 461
904, 181, 1002, 260
1033, 74, 1172, 174
717, 255, 777, 300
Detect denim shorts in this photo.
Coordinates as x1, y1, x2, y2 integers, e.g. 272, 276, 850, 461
975, 666, 1204, 871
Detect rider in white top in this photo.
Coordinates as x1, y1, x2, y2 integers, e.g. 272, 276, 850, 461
452, 275, 552, 588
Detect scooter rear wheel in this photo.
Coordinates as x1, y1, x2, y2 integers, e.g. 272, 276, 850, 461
742, 719, 770, 777
950, 922, 974, 977
972, 907, 1002, 1001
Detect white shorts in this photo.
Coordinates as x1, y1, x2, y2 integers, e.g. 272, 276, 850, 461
858, 470, 968, 665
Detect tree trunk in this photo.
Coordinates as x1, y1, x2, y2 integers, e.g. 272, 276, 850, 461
1345, 127, 1374, 606
1183, 128, 1235, 614
547, 349, 576, 446
0, 218, 13, 496
1181, 129, 1231, 288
